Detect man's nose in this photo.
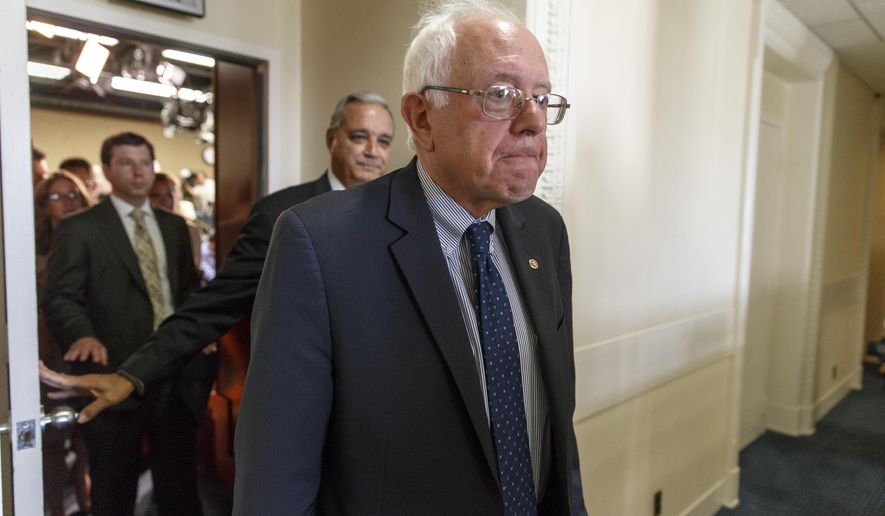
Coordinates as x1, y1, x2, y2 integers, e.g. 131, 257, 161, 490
512, 98, 545, 135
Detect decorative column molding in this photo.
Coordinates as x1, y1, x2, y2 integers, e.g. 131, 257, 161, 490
526, 0, 571, 211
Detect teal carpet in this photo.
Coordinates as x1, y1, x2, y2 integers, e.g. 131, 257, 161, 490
719, 364, 885, 516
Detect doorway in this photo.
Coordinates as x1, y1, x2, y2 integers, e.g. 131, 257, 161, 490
738, 0, 834, 449
2, 4, 266, 513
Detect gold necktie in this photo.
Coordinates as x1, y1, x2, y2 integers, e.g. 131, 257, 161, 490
129, 209, 166, 329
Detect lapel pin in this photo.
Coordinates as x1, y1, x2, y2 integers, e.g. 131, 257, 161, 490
529, 258, 539, 270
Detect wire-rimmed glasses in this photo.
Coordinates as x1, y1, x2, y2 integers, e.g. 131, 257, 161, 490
421, 85, 570, 125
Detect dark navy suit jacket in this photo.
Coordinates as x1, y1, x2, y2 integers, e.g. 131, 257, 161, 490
234, 160, 585, 515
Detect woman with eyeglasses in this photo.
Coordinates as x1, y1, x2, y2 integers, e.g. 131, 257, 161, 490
33, 170, 93, 516
35, 171, 92, 264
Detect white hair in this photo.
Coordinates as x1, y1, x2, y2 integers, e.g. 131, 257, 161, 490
402, 0, 520, 148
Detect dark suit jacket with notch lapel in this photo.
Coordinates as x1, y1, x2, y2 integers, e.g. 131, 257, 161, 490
43, 197, 201, 411
234, 159, 584, 515
116, 174, 332, 408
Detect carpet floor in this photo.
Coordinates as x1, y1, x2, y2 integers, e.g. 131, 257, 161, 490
718, 364, 885, 516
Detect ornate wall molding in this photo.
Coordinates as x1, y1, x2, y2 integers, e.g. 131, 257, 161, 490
526, 0, 571, 211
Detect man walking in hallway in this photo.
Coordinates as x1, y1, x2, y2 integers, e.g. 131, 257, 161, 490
233, 1, 586, 514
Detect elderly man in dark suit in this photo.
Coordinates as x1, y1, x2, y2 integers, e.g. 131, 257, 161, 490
43, 132, 204, 515
233, 1, 586, 515
40, 92, 395, 421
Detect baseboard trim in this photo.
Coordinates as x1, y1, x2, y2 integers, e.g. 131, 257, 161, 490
814, 367, 856, 420
766, 400, 815, 436
680, 476, 726, 516
721, 465, 741, 509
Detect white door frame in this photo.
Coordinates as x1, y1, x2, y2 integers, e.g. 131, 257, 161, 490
0, 0, 46, 512
725, 0, 833, 507
755, 0, 833, 437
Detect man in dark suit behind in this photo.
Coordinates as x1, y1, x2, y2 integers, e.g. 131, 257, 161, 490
40, 92, 395, 421
43, 132, 203, 515
233, 1, 586, 514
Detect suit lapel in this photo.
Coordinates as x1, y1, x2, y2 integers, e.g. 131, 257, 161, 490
96, 199, 149, 297
385, 162, 499, 482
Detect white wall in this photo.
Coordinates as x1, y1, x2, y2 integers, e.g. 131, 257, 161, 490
563, 0, 756, 513
865, 126, 885, 343
815, 63, 877, 416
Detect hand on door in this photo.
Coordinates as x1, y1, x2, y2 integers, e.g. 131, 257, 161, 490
38, 361, 135, 423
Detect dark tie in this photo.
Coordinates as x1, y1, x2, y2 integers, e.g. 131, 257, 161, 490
465, 221, 537, 515
130, 209, 166, 329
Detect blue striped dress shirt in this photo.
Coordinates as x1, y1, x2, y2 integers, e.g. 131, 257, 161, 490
416, 161, 548, 494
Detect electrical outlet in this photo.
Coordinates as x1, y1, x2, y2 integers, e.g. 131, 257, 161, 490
654, 490, 662, 516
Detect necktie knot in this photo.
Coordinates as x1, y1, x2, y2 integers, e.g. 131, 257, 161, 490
129, 208, 146, 225
465, 221, 493, 256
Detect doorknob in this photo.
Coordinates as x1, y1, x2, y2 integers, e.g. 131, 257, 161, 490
39, 406, 78, 433
0, 406, 78, 450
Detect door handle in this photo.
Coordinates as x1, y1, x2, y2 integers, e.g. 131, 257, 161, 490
39, 406, 78, 433
0, 406, 78, 450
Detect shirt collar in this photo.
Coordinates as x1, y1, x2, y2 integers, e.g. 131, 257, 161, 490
110, 194, 154, 220
416, 160, 496, 255
326, 169, 346, 191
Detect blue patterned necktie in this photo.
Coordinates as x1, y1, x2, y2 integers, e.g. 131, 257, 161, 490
465, 221, 537, 515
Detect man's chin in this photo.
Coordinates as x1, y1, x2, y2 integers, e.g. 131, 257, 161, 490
358, 167, 385, 179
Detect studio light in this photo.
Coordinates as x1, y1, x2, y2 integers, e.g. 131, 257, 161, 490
178, 88, 212, 104
161, 49, 215, 68
27, 61, 71, 80
111, 76, 177, 98
75, 40, 110, 84
26, 20, 119, 46
157, 61, 187, 87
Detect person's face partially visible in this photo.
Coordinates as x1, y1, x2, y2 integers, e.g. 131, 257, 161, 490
327, 102, 394, 188
149, 180, 177, 212
67, 166, 97, 194
103, 144, 154, 206
422, 17, 549, 217
44, 177, 84, 225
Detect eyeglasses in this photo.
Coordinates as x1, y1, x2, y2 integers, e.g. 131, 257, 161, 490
421, 85, 571, 125
46, 191, 81, 202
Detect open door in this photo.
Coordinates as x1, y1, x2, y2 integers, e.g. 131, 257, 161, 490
0, 0, 48, 513
197, 58, 264, 490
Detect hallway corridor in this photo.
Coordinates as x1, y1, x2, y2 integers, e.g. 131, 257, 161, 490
720, 365, 885, 515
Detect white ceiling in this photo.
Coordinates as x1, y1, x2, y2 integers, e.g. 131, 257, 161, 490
780, 0, 885, 94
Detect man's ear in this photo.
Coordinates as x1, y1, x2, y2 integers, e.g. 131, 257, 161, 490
325, 128, 335, 151
102, 164, 112, 180
401, 93, 434, 152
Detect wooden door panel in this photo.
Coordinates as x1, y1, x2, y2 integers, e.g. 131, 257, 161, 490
197, 59, 263, 491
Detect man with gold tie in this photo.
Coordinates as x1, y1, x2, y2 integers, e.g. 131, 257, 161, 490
43, 132, 204, 516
